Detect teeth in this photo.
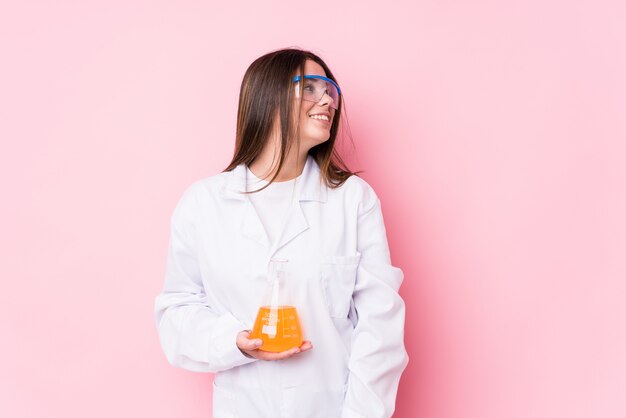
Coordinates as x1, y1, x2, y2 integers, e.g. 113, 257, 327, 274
309, 114, 329, 121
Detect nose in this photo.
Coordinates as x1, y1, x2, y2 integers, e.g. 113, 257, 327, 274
318, 91, 334, 108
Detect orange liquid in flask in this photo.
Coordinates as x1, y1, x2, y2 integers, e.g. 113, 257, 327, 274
250, 305, 303, 352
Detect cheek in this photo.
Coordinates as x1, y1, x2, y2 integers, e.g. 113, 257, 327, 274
299, 108, 313, 126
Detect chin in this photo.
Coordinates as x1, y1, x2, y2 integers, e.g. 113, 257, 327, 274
300, 137, 328, 152
310, 135, 331, 146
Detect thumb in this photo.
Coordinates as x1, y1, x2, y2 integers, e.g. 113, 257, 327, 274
237, 331, 262, 350
244, 337, 264, 350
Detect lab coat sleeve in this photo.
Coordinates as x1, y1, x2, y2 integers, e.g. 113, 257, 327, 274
341, 191, 409, 418
154, 183, 257, 373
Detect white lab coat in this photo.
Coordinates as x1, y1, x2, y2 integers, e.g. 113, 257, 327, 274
154, 155, 409, 418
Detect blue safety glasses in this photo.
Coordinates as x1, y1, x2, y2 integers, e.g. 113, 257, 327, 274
293, 75, 341, 110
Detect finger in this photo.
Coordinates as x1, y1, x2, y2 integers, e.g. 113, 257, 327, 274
241, 338, 263, 351
278, 346, 302, 359
299, 341, 313, 351
257, 346, 301, 361
236, 332, 263, 351
236, 330, 251, 343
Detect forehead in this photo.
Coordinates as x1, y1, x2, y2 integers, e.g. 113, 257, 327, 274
303, 59, 326, 77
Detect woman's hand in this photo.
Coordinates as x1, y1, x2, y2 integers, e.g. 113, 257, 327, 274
236, 330, 313, 361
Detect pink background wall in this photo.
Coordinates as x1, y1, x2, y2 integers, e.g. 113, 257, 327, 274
1, 1, 625, 417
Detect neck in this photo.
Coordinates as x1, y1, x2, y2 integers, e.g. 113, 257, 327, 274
249, 137, 308, 182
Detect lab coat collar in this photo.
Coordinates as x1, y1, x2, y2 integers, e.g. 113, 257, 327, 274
220, 154, 328, 203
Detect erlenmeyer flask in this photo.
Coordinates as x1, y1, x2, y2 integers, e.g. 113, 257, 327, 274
249, 259, 303, 352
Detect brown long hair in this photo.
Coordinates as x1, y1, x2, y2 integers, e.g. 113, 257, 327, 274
224, 47, 358, 191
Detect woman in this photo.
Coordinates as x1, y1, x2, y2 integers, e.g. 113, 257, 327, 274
154, 48, 408, 418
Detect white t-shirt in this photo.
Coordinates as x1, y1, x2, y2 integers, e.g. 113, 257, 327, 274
246, 166, 301, 247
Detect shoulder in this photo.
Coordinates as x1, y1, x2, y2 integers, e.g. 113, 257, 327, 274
331, 174, 380, 214
172, 171, 231, 216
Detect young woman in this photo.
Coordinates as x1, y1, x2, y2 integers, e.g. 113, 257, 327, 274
154, 48, 408, 418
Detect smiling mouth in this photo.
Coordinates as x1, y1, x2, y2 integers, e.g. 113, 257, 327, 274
309, 113, 330, 120
311, 118, 331, 126
309, 115, 331, 126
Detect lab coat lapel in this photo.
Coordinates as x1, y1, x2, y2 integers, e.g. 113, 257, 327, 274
270, 155, 327, 255
220, 155, 327, 254
220, 162, 271, 249
241, 199, 271, 248
271, 197, 308, 255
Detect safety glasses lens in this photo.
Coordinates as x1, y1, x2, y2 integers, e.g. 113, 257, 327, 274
294, 76, 340, 110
